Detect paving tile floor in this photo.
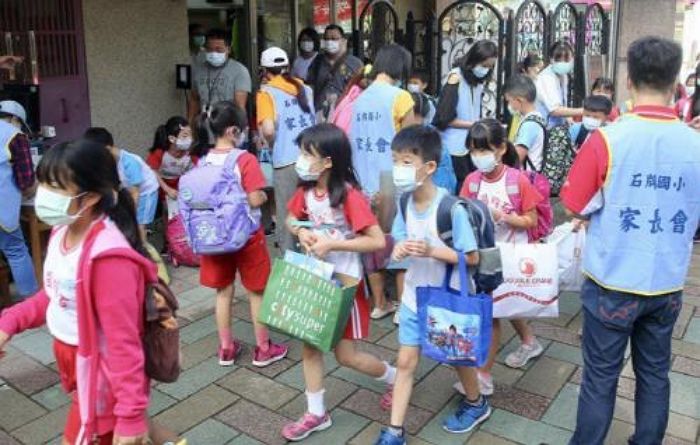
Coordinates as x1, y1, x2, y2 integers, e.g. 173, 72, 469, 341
1, 243, 699, 444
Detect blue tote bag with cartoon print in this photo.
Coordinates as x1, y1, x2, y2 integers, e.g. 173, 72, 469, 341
416, 254, 492, 367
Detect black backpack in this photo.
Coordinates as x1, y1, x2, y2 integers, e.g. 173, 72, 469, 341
522, 115, 575, 197
399, 193, 503, 293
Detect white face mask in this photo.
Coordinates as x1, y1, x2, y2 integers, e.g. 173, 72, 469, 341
470, 153, 498, 174
300, 41, 315, 53
235, 132, 247, 148
175, 137, 192, 151
582, 116, 603, 130
686, 86, 696, 97
407, 83, 421, 94
295, 155, 321, 181
507, 104, 519, 116
393, 165, 422, 193
324, 40, 341, 55
206, 51, 227, 67
35, 186, 87, 227
472, 65, 490, 79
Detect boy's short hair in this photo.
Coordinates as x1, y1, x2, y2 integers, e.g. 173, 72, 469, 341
410, 70, 429, 84
627, 36, 682, 92
83, 127, 114, 147
391, 125, 442, 164
504, 74, 537, 103
583, 95, 613, 115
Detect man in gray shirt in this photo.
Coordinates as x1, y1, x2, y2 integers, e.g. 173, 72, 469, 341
190, 28, 252, 121
306, 24, 363, 120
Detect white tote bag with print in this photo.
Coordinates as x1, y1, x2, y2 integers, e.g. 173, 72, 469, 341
550, 222, 587, 292
492, 242, 559, 318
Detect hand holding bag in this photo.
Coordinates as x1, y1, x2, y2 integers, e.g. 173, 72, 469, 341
416, 253, 493, 367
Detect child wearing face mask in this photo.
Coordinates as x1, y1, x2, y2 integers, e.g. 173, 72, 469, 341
375, 125, 484, 445
568, 95, 613, 151
83, 127, 159, 243
0, 140, 177, 445
146, 116, 198, 203
283, 123, 395, 441
196, 100, 288, 369
458, 119, 545, 396
591, 77, 620, 121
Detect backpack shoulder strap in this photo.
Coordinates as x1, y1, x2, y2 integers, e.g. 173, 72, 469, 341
223, 149, 245, 179
504, 167, 523, 212
575, 126, 590, 146
520, 115, 547, 172
436, 194, 461, 248
464, 171, 483, 198
399, 192, 411, 224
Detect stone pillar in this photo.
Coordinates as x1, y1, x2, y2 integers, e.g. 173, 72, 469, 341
613, 0, 677, 102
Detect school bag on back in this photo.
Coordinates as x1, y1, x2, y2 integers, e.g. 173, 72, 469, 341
464, 168, 553, 242
178, 149, 260, 255
523, 115, 575, 196
399, 193, 503, 293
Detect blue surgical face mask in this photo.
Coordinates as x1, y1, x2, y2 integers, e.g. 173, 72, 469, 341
206, 51, 227, 67
393, 165, 422, 193
552, 61, 573, 76
470, 152, 498, 174
35, 186, 87, 226
295, 154, 321, 181
472, 65, 490, 79
192, 35, 205, 48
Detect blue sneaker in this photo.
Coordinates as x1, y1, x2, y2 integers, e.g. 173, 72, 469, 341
442, 398, 491, 434
373, 428, 406, 445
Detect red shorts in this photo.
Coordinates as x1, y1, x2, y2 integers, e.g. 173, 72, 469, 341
342, 281, 370, 340
199, 229, 271, 292
53, 339, 113, 445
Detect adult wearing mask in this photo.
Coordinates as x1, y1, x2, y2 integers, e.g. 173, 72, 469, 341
256, 47, 315, 253
535, 41, 583, 128
189, 28, 252, 122
307, 24, 363, 121
189, 23, 206, 62
562, 36, 700, 445
0, 100, 38, 302
350, 44, 415, 321
433, 40, 498, 191
291, 27, 320, 81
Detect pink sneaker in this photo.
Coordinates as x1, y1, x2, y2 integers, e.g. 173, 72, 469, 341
282, 412, 332, 441
218, 340, 242, 366
380, 384, 393, 410
252, 341, 288, 367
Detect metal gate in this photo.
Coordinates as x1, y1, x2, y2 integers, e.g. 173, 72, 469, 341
512, 0, 547, 71
356, 0, 400, 62
437, 0, 507, 119
0, 0, 90, 142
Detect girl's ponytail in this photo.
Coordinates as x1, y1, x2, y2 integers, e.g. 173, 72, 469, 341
106, 188, 148, 258
503, 141, 521, 169
150, 125, 168, 153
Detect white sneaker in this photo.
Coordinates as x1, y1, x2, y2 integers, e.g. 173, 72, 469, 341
477, 372, 494, 396
393, 310, 400, 325
504, 339, 544, 369
370, 303, 397, 320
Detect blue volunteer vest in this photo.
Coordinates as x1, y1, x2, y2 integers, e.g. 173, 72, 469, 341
350, 81, 402, 196
584, 113, 700, 295
0, 120, 23, 232
262, 82, 316, 168
440, 69, 484, 156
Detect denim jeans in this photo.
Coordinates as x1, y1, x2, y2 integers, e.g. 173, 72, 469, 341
570, 279, 682, 445
0, 227, 38, 299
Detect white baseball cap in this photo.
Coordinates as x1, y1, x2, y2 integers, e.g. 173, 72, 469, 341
260, 47, 289, 68
0, 100, 30, 132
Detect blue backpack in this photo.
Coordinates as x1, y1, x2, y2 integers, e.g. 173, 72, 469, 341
399, 193, 503, 293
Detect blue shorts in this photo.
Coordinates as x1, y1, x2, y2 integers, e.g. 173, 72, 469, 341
136, 191, 158, 225
398, 304, 421, 347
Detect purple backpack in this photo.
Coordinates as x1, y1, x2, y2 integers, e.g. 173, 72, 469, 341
177, 149, 260, 255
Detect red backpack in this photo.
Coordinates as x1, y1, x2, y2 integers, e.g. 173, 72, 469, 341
464, 167, 553, 242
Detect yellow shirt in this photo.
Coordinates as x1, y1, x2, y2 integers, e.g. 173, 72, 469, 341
255, 75, 306, 126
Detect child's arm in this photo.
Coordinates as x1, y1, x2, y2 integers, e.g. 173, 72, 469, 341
287, 215, 317, 253
247, 190, 267, 209
154, 172, 177, 199
129, 186, 140, 209
501, 208, 537, 229
309, 224, 385, 258
0, 290, 49, 351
